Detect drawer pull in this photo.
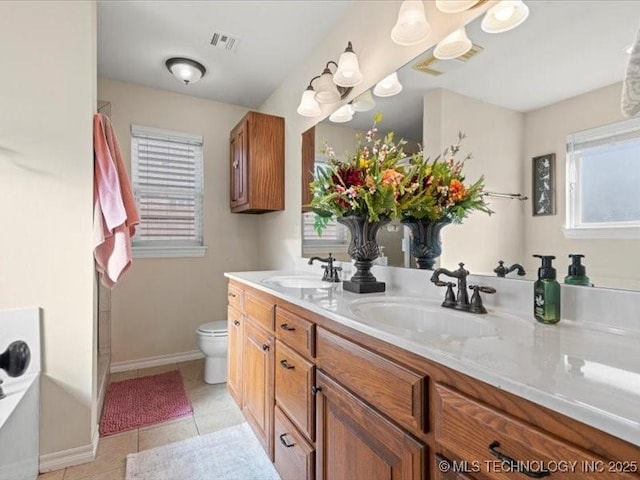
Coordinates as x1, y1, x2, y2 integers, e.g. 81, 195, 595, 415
228, 292, 237, 298
262, 344, 270, 352
488, 441, 550, 478
279, 323, 296, 331
233, 320, 240, 326
311, 385, 322, 395
279, 433, 295, 448
279, 359, 295, 370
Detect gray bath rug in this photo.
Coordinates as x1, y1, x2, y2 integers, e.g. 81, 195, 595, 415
125, 422, 280, 480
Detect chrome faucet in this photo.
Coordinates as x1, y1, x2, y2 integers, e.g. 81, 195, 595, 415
430, 262, 496, 314
494, 260, 526, 278
308, 253, 342, 282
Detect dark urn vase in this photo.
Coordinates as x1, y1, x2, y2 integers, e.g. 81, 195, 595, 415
337, 215, 389, 293
401, 218, 451, 270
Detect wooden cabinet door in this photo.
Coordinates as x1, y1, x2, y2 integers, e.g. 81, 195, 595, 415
230, 120, 248, 208
242, 317, 274, 460
227, 305, 243, 406
315, 371, 425, 480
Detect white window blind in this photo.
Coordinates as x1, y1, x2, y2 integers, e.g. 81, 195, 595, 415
302, 211, 348, 246
565, 118, 640, 239
131, 125, 205, 256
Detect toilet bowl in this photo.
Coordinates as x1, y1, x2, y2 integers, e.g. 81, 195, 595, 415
196, 321, 228, 384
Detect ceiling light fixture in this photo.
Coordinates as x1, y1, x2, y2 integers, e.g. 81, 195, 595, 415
296, 42, 361, 117
165, 57, 206, 85
391, 1, 431, 46
434, 27, 473, 60
481, 0, 530, 34
435, 0, 480, 14
351, 90, 376, 112
329, 104, 354, 123
373, 72, 403, 98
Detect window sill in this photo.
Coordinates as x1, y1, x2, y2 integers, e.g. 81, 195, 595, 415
132, 245, 208, 258
563, 226, 640, 240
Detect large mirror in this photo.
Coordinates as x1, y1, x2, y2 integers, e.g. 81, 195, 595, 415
302, 0, 640, 291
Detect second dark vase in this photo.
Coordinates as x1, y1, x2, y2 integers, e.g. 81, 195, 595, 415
401, 218, 451, 270
337, 215, 389, 293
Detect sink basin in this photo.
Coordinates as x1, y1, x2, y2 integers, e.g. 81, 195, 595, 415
262, 275, 334, 289
347, 296, 499, 338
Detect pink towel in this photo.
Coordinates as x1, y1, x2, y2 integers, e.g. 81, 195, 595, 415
93, 113, 140, 287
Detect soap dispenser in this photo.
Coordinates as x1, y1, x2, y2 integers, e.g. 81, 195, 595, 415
564, 254, 590, 286
533, 255, 561, 324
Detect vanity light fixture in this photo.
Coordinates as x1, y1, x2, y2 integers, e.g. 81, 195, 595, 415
434, 27, 473, 60
296, 80, 322, 117
329, 104, 354, 123
391, 0, 431, 46
333, 42, 363, 87
435, 0, 480, 14
481, 0, 530, 34
373, 72, 403, 97
165, 57, 206, 85
297, 42, 360, 117
351, 90, 376, 112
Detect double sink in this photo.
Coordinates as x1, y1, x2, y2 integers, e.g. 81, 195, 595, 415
261, 274, 526, 340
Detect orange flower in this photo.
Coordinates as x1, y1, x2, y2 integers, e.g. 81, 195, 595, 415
449, 178, 466, 203
381, 168, 404, 187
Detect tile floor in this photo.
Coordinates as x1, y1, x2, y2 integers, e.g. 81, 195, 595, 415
38, 359, 245, 480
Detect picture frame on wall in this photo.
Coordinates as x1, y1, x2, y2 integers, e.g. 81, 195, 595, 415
532, 153, 556, 216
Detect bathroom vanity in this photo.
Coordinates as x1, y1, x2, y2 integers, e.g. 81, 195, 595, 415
225, 271, 640, 480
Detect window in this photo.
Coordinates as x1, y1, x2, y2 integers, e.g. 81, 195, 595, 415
130, 124, 206, 257
302, 211, 348, 247
565, 118, 640, 239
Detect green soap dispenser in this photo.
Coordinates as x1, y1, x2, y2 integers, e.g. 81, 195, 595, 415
533, 255, 561, 324
565, 254, 590, 286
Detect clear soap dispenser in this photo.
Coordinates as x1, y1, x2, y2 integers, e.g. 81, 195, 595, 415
533, 255, 561, 324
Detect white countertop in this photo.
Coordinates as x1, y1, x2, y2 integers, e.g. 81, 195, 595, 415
226, 270, 640, 448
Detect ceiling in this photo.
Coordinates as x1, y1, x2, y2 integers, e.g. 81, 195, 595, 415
343, 1, 640, 140
97, 1, 354, 108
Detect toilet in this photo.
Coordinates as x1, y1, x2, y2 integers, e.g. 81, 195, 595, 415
196, 321, 228, 384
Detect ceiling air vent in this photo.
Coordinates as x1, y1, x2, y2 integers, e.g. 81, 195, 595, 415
210, 32, 240, 53
413, 43, 483, 76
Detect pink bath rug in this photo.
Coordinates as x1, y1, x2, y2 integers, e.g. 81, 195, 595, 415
100, 370, 192, 436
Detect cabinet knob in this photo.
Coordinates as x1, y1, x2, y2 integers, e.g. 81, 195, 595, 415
232, 159, 239, 169
311, 385, 322, 395
279, 359, 295, 370
228, 292, 237, 298
279, 433, 295, 448
233, 320, 240, 326
262, 344, 270, 352
488, 441, 550, 478
279, 323, 296, 331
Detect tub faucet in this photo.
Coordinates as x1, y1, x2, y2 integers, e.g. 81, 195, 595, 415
308, 253, 342, 282
494, 260, 526, 277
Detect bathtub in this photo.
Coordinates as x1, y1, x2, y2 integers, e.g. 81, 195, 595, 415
0, 308, 41, 480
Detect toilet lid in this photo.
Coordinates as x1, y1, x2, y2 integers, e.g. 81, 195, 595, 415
197, 321, 228, 336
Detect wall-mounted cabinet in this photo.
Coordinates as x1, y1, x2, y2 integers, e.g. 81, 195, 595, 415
230, 111, 284, 213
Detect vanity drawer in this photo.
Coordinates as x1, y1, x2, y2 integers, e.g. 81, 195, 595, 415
227, 283, 242, 311
435, 384, 638, 480
275, 340, 315, 441
316, 327, 426, 434
275, 307, 315, 359
274, 406, 315, 480
245, 290, 275, 331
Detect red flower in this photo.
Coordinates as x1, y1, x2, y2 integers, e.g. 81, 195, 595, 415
333, 166, 364, 188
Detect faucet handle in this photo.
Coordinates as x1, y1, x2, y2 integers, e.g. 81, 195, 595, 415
468, 285, 496, 314
494, 260, 508, 277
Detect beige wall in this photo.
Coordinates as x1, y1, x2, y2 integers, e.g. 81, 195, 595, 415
523, 82, 640, 289
0, 1, 97, 456
257, 1, 496, 270
97, 78, 260, 364
424, 89, 525, 274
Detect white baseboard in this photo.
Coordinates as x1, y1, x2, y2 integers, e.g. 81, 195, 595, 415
39, 424, 99, 472
110, 350, 204, 373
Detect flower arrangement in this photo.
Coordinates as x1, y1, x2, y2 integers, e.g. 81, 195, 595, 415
309, 114, 492, 234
